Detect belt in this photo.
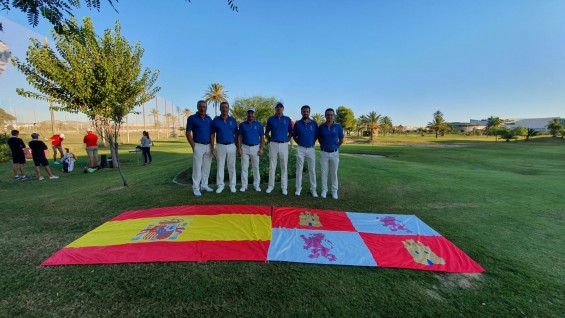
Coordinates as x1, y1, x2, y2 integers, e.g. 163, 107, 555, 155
219, 142, 234, 145
244, 144, 258, 146
321, 149, 338, 153
299, 145, 314, 148
195, 142, 210, 145
271, 140, 286, 143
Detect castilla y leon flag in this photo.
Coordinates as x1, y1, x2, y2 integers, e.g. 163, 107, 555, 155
268, 207, 484, 273
41, 205, 272, 266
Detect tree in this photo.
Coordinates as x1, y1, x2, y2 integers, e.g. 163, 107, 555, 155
182, 108, 192, 124
335, 106, 355, 135
311, 113, 324, 125
427, 110, 448, 138
12, 17, 160, 186
546, 118, 563, 137
512, 126, 527, 140
150, 108, 160, 139
203, 83, 228, 117
0, 107, 16, 130
525, 128, 539, 141
486, 116, 504, 142
367, 111, 381, 142
0, 0, 239, 32
231, 96, 277, 126
379, 116, 393, 136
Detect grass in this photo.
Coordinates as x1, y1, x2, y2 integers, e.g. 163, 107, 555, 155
1, 134, 564, 317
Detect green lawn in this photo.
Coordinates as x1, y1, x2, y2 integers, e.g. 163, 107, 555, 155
1, 135, 563, 317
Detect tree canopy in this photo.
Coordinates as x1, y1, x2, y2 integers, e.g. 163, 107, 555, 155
546, 118, 563, 137
203, 83, 228, 117
0, 107, 16, 128
0, 0, 238, 32
231, 96, 277, 126
12, 16, 160, 185
335, 106, 355, 135
427, 110, 449, 138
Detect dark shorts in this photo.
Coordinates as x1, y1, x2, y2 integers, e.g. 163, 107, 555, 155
12, 153, 26, 164
32, 155, 49, 167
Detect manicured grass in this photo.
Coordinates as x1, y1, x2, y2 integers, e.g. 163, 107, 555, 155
1, 134, 563, 317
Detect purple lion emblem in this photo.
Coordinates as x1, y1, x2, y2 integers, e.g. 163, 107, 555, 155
300, 233, 337, 261
377, 216, 412, 233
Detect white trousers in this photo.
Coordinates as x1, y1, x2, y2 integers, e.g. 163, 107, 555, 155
241, 144, 260, 189
295, 146, 317, 192
320, 150, 339, 193
192, 143, 212, 191
216, 143, 237, 188
268, 142, 289, 190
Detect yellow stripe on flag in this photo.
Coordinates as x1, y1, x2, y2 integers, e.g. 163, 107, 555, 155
68, 214, 272, 248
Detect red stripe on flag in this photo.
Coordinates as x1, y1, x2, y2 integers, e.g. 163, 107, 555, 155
41, 240, 271, 266
272, 207, 355, 231
111, 205, 272, 221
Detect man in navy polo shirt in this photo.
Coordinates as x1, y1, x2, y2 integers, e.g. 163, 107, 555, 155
211, 101, 238, 193
293, 105, 319, 197
186, 100, 214, 197
317, 108, 344, 199
265, 101, 293, 195
237, 107, 265, 192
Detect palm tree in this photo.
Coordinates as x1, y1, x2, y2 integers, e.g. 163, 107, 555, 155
525, 128, 539, 142
182, 108, 192, 126
311, 113, 325, 125
203, 83, 228, 116
486, 116, 504, 142
427, 110, 448, 138
367, 111, 381, 142
379, 116, 393, 136
150, 108, 160, 139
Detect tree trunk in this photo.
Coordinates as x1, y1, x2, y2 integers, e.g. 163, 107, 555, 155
112, 141, 128, 186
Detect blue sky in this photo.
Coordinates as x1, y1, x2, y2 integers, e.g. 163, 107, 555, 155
1, 0, 564, 127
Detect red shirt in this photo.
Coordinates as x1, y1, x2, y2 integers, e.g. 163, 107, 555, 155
49, 135, 63, 146
83, 132, 98, 147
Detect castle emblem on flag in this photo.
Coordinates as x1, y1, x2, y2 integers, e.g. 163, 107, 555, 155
131, 219, 188, 241
402, 239, 445, 266
299, 211, 321, 227
377, 216, 412, 233
300, 233, 336, 261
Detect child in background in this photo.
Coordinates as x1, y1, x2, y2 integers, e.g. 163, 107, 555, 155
29, 133, 59, 180
61, 148, 77, 172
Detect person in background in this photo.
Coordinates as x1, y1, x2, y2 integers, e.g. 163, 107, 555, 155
48, 133, 65, 164
7, 129, 31, 180
83, 128, 99, 170
237, 107, 265, 192
317, 108, 344, 199
61, 148, 77, 173
29, 133, 59, 180
141, 131, 153, 165
265, 101, 293, 195
186, 100, 214, 197
293, 105, 319, 197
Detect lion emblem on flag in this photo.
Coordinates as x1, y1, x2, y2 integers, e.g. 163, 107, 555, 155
131, 219, 188, 241
300, 233, 337, 261
377, 216, 412, 233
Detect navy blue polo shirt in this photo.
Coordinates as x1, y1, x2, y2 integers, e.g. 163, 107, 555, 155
238, 120, 264, 145
212, 116, 238, 144
186, 114, 212, 143
318, 122, 344, 151
293, 119, 319, 147
266, 115, 292, 142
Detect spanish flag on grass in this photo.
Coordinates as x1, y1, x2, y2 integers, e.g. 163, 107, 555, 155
41, 205, 272, 266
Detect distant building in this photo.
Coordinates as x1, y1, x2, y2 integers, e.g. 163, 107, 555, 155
457, 117, 564, 132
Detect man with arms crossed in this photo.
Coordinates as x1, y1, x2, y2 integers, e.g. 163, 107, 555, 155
186, 100, 214, 197
293, 105, 319, 197
211, 101, 238, 193
265, 101, 293, 195
237, 107, 265, 192
317, 108, 344, 199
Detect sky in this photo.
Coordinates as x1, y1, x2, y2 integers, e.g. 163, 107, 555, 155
1, 0, 564, 127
